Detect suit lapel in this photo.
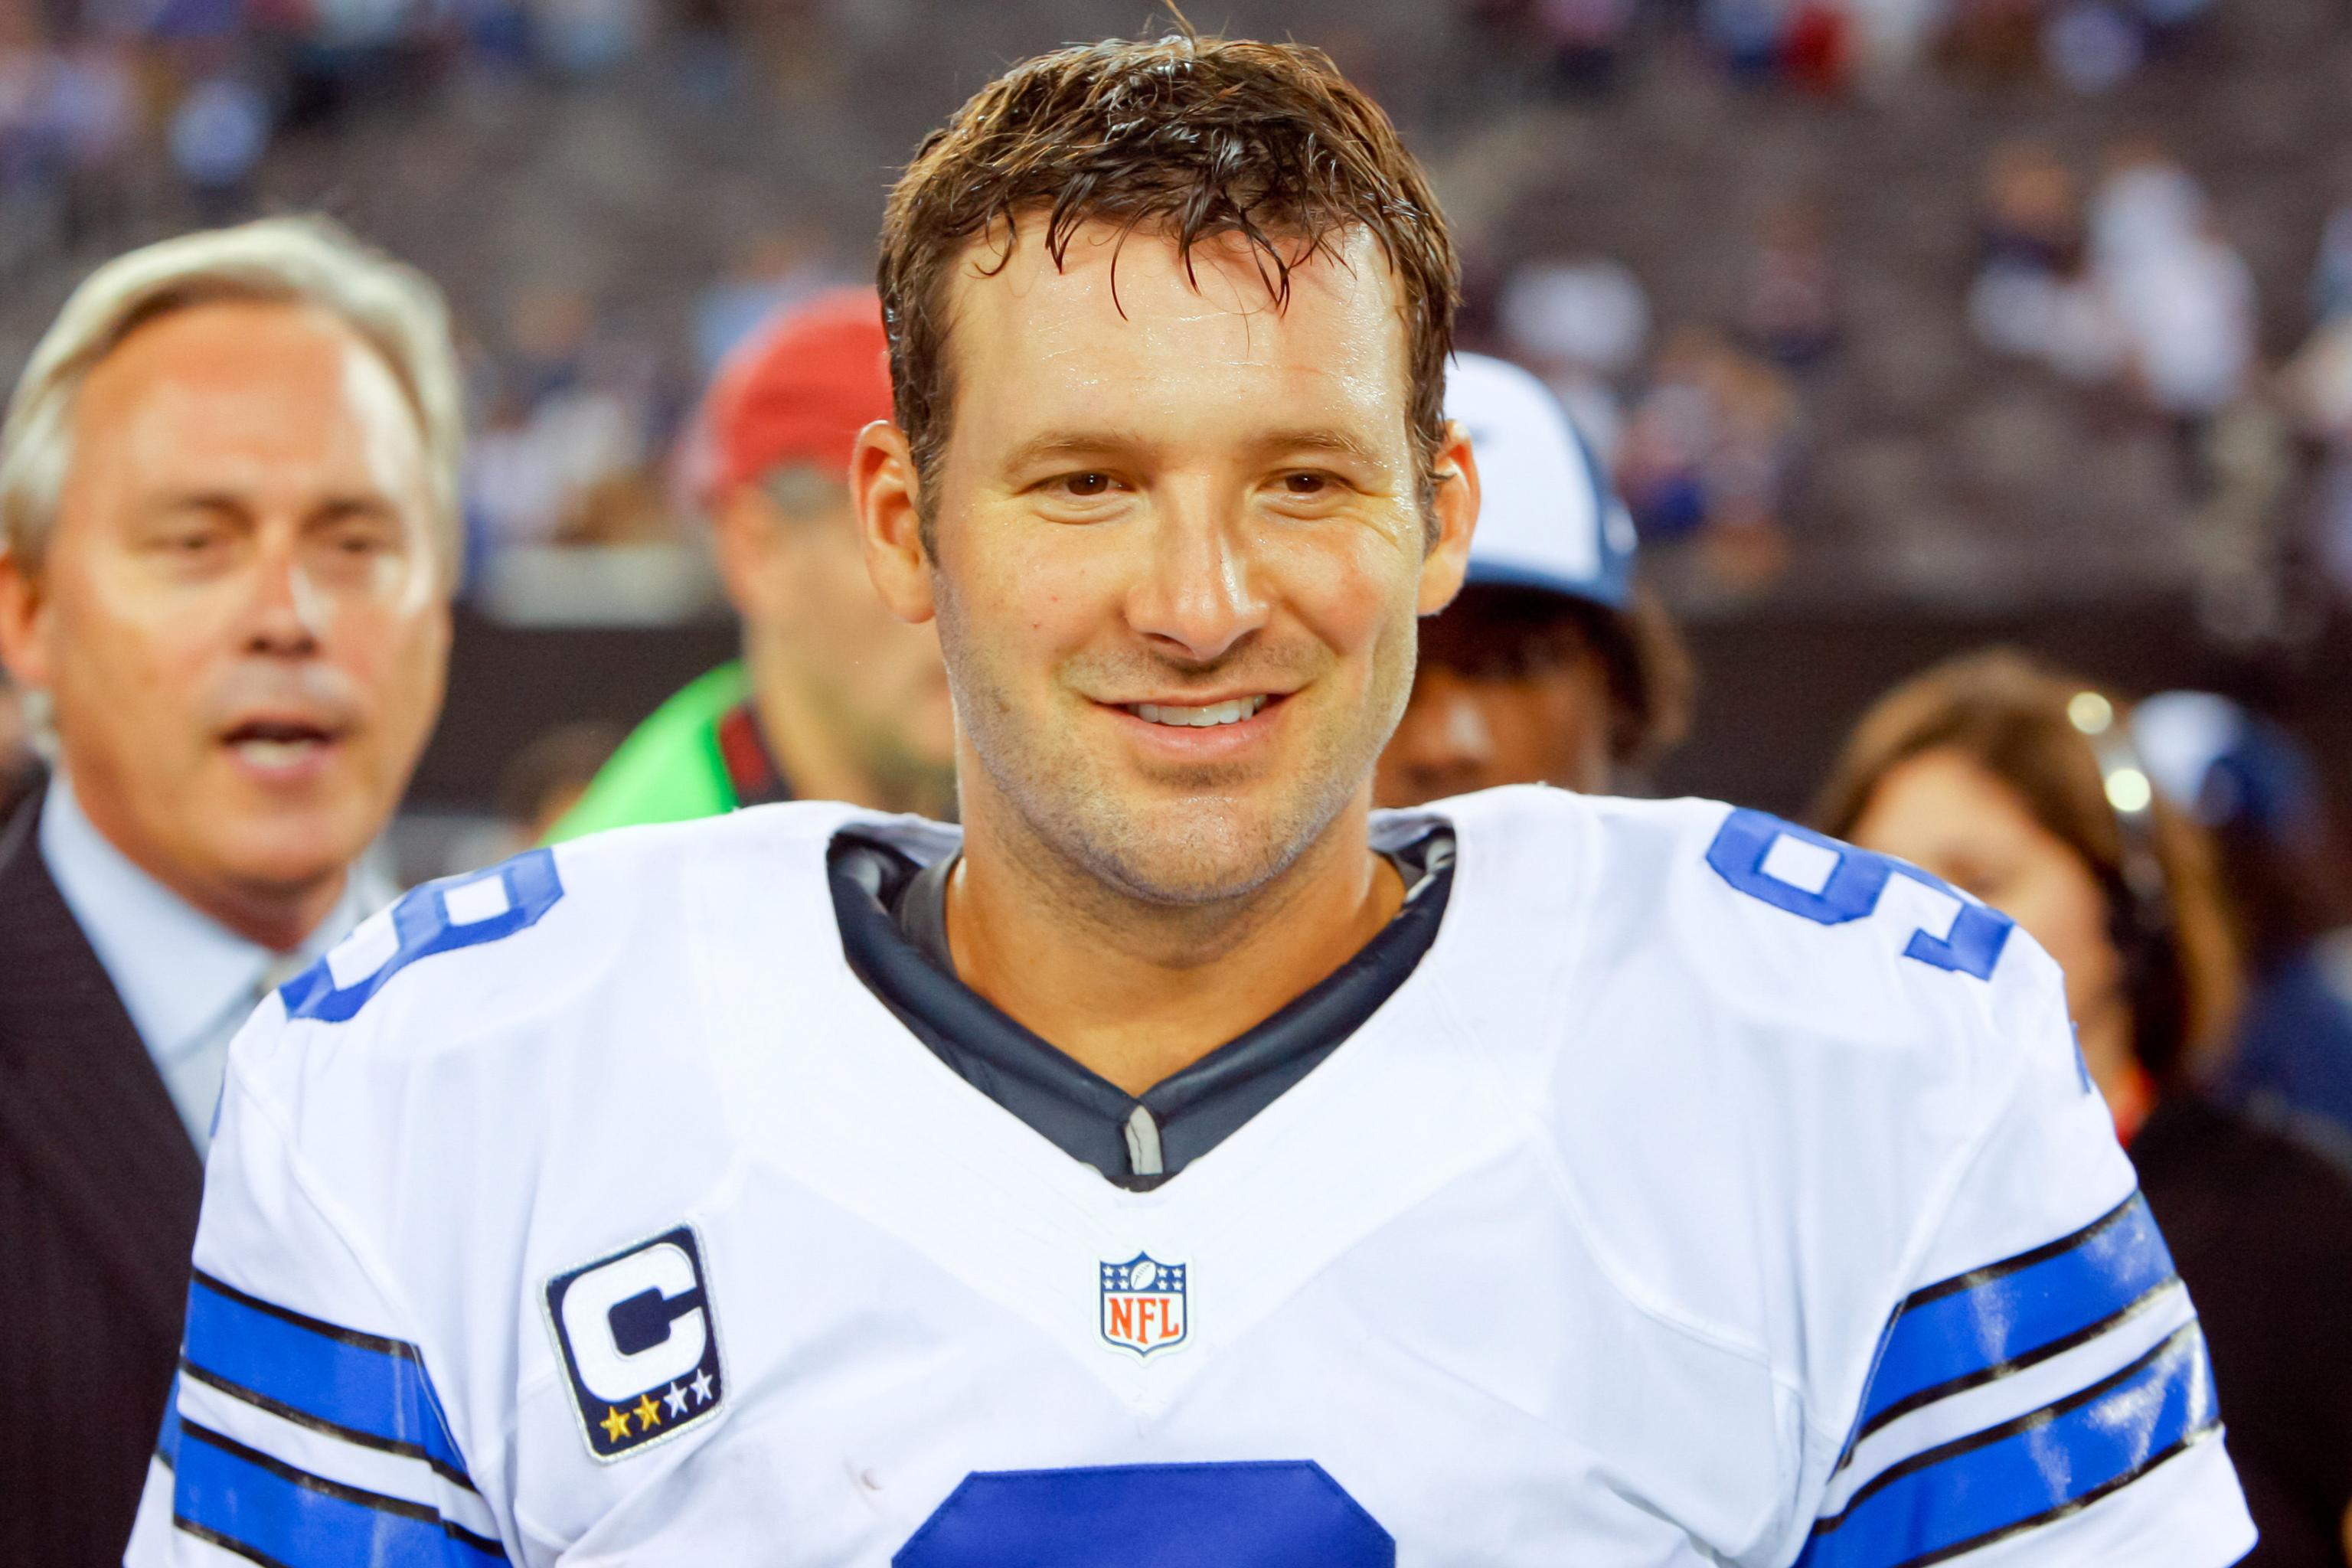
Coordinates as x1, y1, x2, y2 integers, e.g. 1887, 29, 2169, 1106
0, 782, 204, 1343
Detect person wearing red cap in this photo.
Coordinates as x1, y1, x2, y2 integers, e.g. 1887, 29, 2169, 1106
547, 289, 956, 838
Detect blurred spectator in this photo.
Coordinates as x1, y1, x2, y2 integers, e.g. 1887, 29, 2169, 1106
1779, 0, 1857, 93
1533, 0, 1635, 92
1744, 198, 1838, 369
537, 0, 653, 78
2286, 242, 2352, 605
167, 74, 270, 221
1498, 255, 1649, 461
0, 217, 459, 1568
1818, 651, 2352, 1568
1967, 142, 2125, 379
498, 717, 621, 847
1980, 139, 2084, 275
549, 289, 955, 838
1939, 0, 2047, 83
694, 225, 840, 377
2311, 202, 2352, 326
2092, 147, 2256, 430
2138, 691, 2352, 1161
2041, 2, 2143, 94
1971, 141, 2259, 493
462, 287, 672, 552
1616, 325, 1800, 592
1703, 0, 1791, 80
1379, 353, 1690, 805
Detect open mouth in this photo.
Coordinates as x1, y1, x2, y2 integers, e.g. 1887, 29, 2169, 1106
1122, 695, 1273, 728
223, 717, 341, 768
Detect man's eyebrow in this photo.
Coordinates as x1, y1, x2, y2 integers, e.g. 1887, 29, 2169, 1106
1001, 431, 1159, 469
1001, 426, 1393, 471
1243, 427, 1390, 467
311, 495, 402, 523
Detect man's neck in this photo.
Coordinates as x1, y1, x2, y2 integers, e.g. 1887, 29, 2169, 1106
942, 793, 1405, 1096
56, 773, 345, 952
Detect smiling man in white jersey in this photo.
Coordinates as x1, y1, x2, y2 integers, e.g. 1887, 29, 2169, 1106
133, 28, 2256, 1568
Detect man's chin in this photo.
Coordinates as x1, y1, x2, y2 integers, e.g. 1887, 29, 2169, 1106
202, 815, 372, 900
1070, 798, 1325, 909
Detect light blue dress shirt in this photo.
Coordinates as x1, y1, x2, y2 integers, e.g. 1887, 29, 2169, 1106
38, 772, 392, 1155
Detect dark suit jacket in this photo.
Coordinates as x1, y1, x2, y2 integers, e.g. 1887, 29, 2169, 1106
0, 782, 204, 1566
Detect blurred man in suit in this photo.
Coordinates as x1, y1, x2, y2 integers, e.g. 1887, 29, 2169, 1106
0, 217, 459, 1568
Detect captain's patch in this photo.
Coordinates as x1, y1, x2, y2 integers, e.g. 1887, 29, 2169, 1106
545, 1225, 724, 1461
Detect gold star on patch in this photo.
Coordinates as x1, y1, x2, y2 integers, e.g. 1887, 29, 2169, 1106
634, 1392, 663, 1429
599, 1406, 630, 1442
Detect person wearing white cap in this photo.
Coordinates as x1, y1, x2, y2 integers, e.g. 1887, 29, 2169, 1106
1377, 352, 1690, 805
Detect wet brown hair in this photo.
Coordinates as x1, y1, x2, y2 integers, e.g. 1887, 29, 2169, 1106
1813, 648, 2241, 1086
876, 25, 1459, 537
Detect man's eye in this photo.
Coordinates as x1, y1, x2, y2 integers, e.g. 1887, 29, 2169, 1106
1060, 472, 1114, 498
1282, 472, 1330, 495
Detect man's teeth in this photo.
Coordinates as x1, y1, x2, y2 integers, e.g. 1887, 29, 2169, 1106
234, 737, 325, 767
1129, 696, 1269, 727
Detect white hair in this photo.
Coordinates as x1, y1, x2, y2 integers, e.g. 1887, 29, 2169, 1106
0, 215, 464, 579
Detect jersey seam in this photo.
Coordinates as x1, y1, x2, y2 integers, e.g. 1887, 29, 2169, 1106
1433, 801, 1794, 1393
1489, 805, 1783, 1377
1783, 962, 2070, 1566
218, 1054, 513, 1542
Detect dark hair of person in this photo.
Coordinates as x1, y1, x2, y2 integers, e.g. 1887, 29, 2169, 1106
876, 25, 1459, 537
1811, 648, 2241, 1087
1422, 583, 1694, 773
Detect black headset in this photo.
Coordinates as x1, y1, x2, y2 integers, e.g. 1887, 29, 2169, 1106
2067, 692, 2189, 1081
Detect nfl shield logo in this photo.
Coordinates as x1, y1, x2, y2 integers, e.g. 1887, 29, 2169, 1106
1099, 1253, 1188, 1357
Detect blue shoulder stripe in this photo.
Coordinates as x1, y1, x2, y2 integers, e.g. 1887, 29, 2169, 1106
1802, 1319, 2220, 1568
182, 1272, 474, 1490
174, 1421, 505, 1568
279, 849, 563, 1025
1856, 1192, 2176, 1441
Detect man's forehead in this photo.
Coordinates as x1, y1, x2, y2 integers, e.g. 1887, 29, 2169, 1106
946, 218, 1408, 372
79, 302, 420, 469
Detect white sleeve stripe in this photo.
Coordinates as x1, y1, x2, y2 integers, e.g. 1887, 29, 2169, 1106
1927, 1435, 2255, 1568
176, 1357, 479, 1496
1822, 1281, 2196, 1517
1848, 1191, 2174, 1452
176, 1370, 503, 1543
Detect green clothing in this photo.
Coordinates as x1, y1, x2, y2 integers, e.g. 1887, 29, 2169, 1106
544, 664, 754, 842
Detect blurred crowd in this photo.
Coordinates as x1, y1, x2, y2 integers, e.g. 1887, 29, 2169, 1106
8, 0, 2343, 623
1463, 0, 2223, 97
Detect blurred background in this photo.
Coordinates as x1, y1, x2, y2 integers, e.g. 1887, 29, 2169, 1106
3, 0, 2350, 882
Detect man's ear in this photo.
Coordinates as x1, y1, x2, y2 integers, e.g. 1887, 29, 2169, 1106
851, 420, 936, 626
1416, 417, 1479, 616
708, 485, 788, 624
0, 547, 53, 694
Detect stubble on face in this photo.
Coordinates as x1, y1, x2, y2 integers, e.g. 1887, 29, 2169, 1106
924, 221, 1430, 915
939, 571, 1415, 910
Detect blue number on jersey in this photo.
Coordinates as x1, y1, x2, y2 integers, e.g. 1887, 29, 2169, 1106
1705, 809, 2012, 981
896, 1462, 1392, 1567
278, 849, 565, 1024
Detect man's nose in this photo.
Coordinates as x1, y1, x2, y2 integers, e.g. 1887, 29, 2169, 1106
240, 535, 323, 655
1125, 485, 1272, 665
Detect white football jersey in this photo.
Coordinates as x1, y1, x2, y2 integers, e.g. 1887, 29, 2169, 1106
127, 788, 2255, 1567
